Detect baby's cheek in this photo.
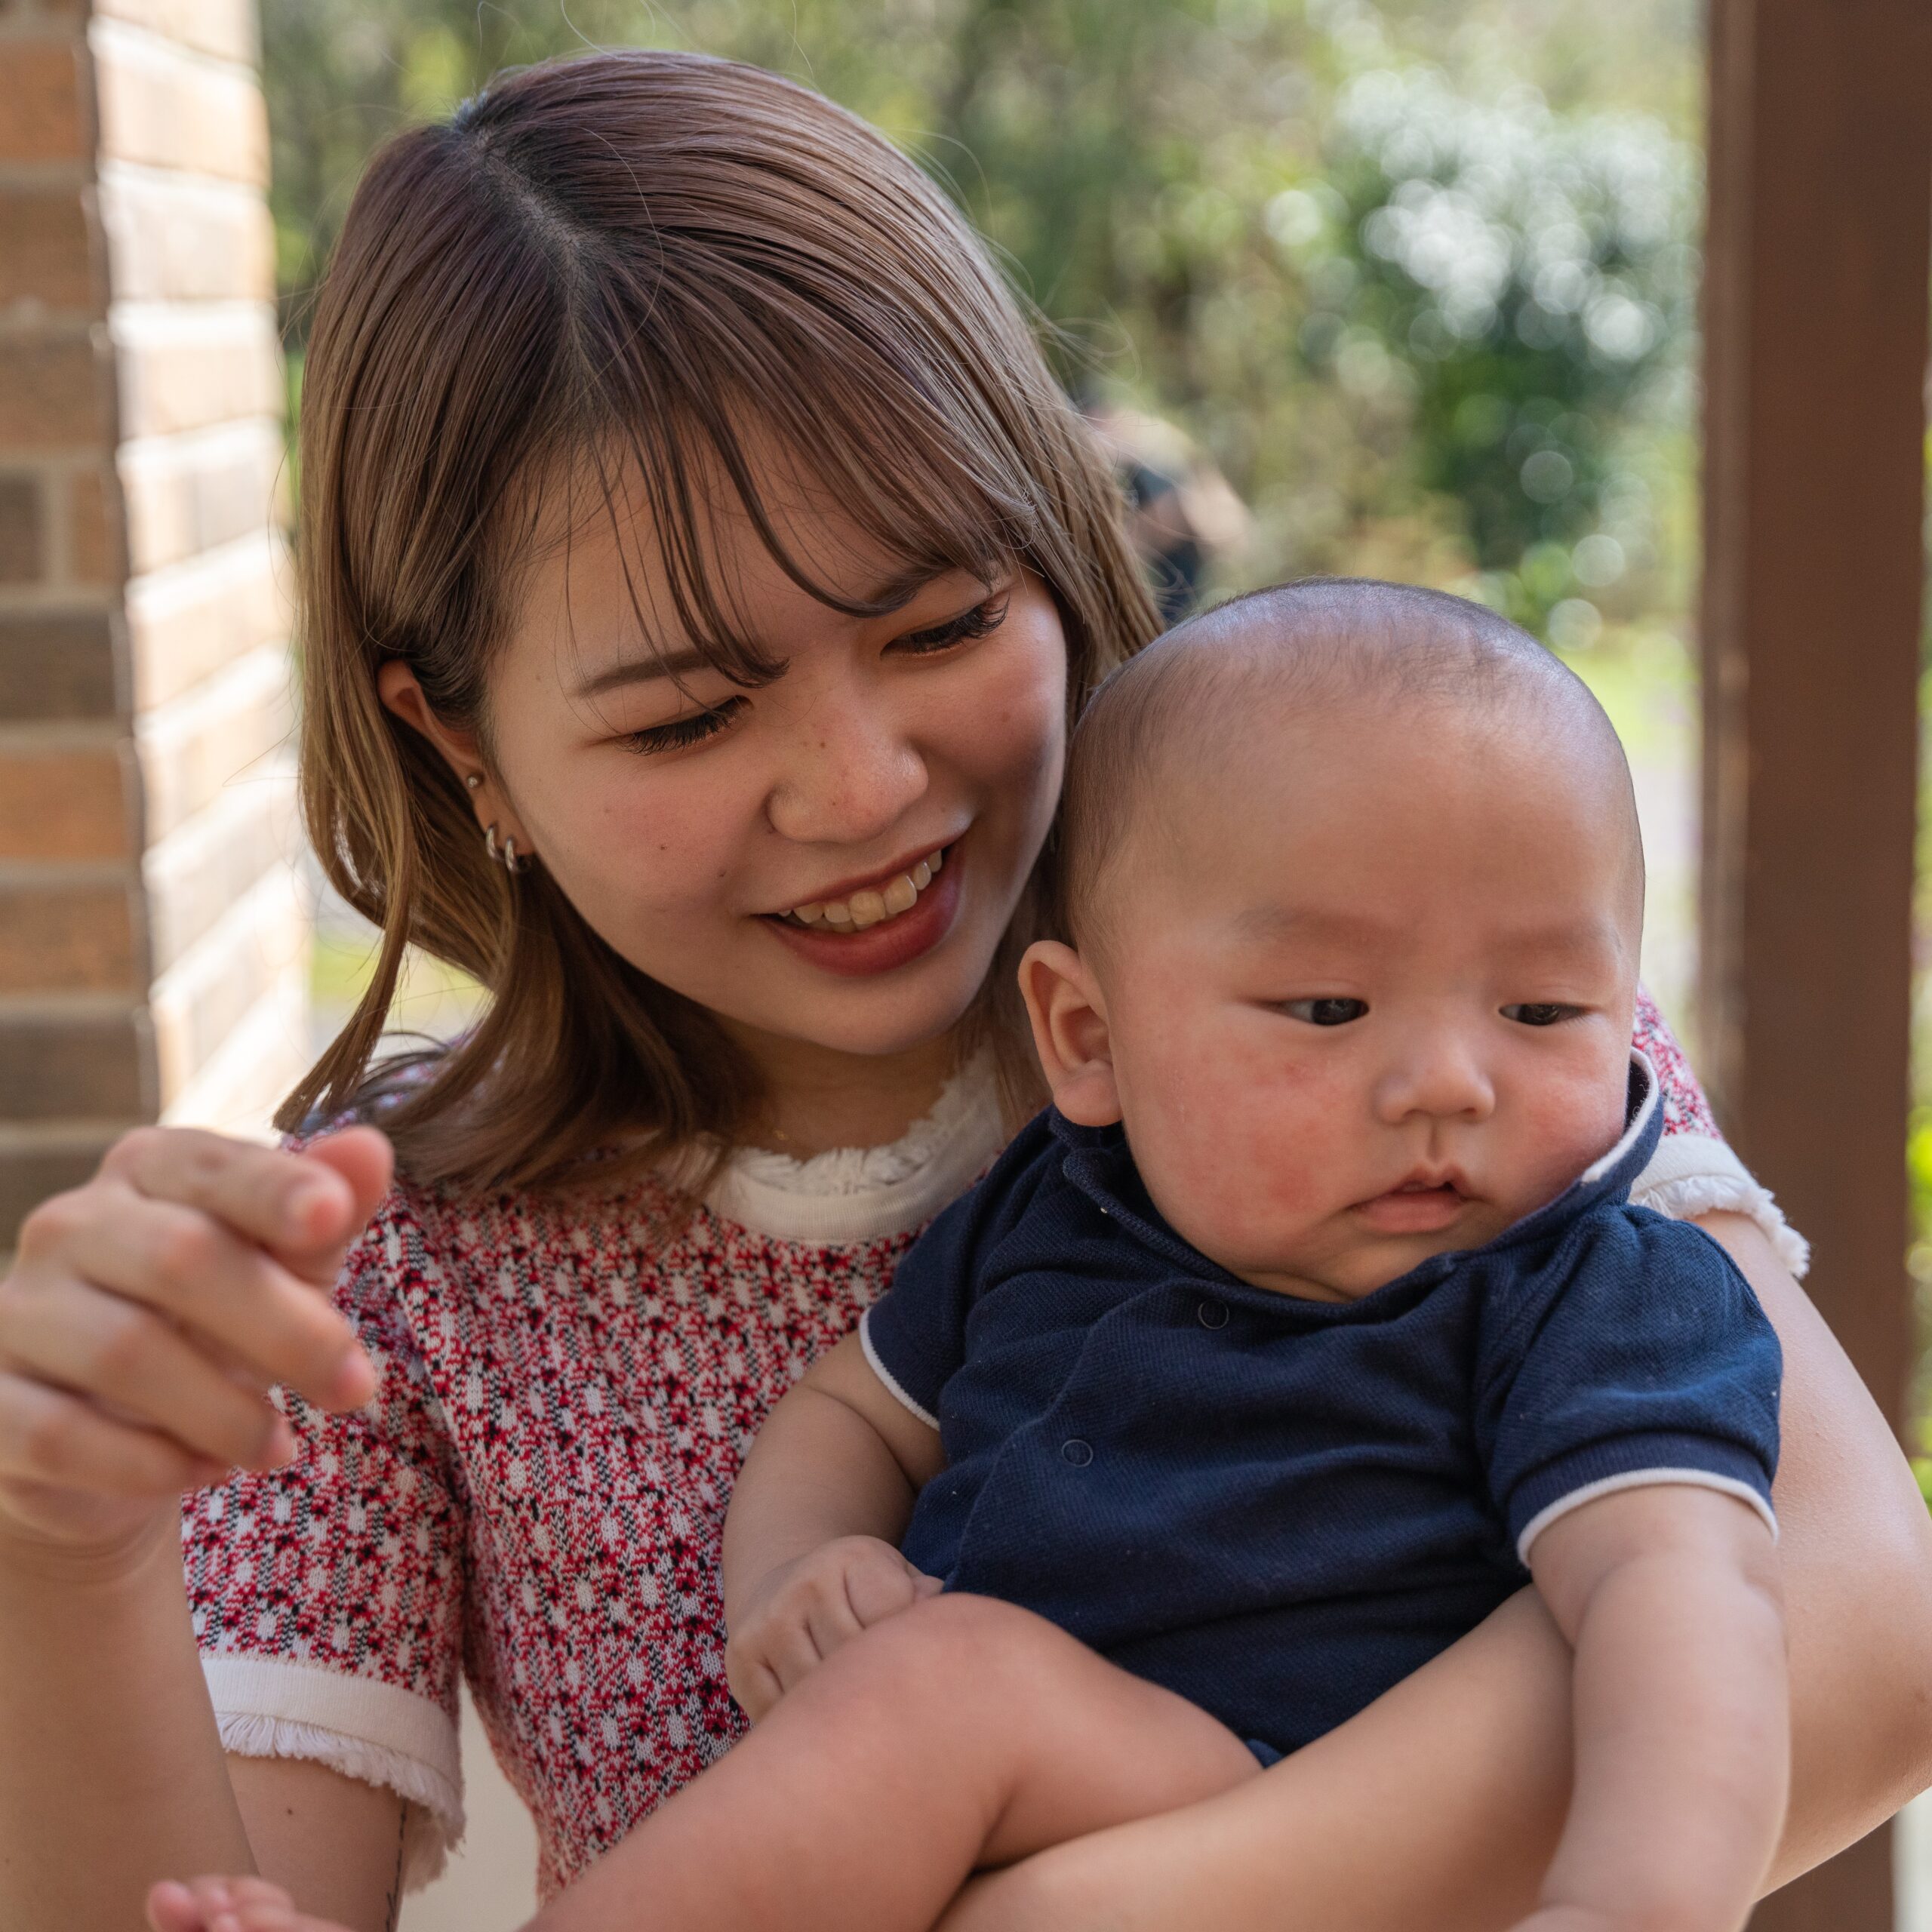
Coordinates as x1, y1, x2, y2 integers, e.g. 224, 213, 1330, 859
1133, 1047, 1339, 1251
1511, 1079, 1631, 1209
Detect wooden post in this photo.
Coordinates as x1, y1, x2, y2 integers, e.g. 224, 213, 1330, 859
1700, 2, 1932, 1925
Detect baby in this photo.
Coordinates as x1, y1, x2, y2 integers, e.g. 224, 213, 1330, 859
154, 580, 1786, 1932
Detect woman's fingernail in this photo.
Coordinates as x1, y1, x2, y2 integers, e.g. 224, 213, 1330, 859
284, 1182, 334, 1238
328, 1346, 377, 1407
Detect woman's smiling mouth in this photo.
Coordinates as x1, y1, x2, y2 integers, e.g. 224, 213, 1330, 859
783, 846, 946, 931
761, 841, 967, 978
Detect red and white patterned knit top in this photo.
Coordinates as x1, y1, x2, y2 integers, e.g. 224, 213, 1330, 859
181, 992, 1803, 1903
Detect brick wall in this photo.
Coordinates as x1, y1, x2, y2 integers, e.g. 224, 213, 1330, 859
0, 0, 304, 1248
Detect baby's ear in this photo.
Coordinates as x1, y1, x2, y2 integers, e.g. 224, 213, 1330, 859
1018, 940, 1122, 1127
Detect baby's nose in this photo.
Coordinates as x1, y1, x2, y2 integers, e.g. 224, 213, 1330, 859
1375, 1041, 1497, 1121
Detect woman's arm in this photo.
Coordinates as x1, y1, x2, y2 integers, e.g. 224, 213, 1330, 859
229, 1759, 411, 1932
0, 1127, 415, 1930
0, 1509, 408, 1932
940, 1210, 1932, 1931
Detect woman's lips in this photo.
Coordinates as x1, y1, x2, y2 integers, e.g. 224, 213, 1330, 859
1350, 1184, 1468, 1235
761, 849, 964, 979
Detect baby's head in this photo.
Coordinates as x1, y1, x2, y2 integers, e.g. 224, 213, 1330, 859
1026, 578, 1644, 1301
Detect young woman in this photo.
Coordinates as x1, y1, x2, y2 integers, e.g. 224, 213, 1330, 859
1, 51, 1927, 1932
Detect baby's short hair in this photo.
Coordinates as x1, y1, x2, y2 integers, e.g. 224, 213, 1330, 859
1058, 576, 1636, 949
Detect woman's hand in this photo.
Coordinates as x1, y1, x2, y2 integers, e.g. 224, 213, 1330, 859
724, 1534, 942, 1720
148, 1873, 352, 1932
0, 1125, 392, 1561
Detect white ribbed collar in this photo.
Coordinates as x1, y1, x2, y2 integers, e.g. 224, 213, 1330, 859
700, 1058, 1008, 1246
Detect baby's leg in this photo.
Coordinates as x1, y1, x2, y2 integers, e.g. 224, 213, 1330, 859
536, 1592, 1260, 1932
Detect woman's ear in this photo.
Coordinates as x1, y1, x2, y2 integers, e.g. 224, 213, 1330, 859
377, 661, 482, 777
377, 662, 533, 848
1018, 940, 1121, 1127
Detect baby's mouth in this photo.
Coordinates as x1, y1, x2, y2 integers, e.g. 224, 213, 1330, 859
777, 847, 946, 934
1351, 1171, 1472, 1233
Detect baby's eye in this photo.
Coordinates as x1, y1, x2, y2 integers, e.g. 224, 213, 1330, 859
1282, 997, 1368, 1026
1502, 1003, 1580, 1027
623, 696, 748, 757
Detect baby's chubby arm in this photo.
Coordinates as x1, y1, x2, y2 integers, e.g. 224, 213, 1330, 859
1516, 1484, 1787, 1932
722, 1330, 949, 1720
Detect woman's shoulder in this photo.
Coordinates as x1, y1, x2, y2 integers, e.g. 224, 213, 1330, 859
1632, 986, 1721, 1140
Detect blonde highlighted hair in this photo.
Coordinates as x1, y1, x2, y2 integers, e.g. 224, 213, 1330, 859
281, 50, 1159, 1192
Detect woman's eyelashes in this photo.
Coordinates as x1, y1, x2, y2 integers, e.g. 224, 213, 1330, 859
891, 590, 1011, 656
618, 592, 1011, 756
623, 694, 749, 757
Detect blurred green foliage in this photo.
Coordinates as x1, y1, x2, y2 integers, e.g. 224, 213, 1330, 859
261, 0, 1703, 629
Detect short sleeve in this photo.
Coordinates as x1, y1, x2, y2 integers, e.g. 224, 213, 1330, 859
861, 1112, 1057, 1429
1631, 988, 1810, 1278
181, 1185, 469, 1887
1477, 1208, 1783, 1566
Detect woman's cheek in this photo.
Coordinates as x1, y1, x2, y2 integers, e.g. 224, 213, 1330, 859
541, 756, 755, 953
949, 608, 1067, 794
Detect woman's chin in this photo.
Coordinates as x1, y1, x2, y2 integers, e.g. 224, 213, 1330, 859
726, 951, 997, 1066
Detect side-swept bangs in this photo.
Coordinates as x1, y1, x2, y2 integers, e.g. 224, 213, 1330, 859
281, 51, 1158, 1192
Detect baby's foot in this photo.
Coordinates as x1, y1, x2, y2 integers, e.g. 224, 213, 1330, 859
146, 1874, 355, 1932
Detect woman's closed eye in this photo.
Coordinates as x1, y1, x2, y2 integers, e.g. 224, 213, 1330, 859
619, 591, 1009, 756
1283, 997, 1368, 1026
891, 590, 1011, 656
623, 694, 749, 757
1502, 1002, 1583, 1026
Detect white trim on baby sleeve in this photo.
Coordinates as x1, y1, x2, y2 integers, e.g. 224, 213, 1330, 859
1515, 1468, 1779, 1567
859, 1305, 941, 1430
1631, 1134, 1810, 1280
203, 1655, 464, 1891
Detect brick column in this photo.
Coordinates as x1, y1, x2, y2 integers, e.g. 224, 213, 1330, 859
1, 0, 304, 1249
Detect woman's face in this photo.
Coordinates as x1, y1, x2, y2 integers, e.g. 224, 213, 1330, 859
457, 478, 1069, 1063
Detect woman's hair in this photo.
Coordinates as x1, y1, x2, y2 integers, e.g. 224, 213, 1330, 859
279, 50, 1160, 1193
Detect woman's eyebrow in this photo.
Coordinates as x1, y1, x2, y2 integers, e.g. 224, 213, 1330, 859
572, 566, 989, 699
574, 646, 718, 699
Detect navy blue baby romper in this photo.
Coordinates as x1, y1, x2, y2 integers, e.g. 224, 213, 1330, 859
860, 1055, 1782, 1758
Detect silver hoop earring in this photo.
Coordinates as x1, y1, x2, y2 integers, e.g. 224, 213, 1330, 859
485, 823, 531, 873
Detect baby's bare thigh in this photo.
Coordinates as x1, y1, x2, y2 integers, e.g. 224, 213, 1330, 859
889, 1595, 1262, 1867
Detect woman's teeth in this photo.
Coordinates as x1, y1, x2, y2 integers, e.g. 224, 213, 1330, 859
786, 849, 943, 931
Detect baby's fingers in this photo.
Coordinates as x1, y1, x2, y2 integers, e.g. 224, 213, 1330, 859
146, 1874, 329, 1932
843, 1550, 942, 1629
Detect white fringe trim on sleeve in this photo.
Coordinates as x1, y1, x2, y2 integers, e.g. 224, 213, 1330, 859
205, 1656, 465, 1891
1630, 1134, 1811, 1280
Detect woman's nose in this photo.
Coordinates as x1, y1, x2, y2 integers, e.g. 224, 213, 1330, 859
764, 691, 930, 848
1374, 1035, 1497, 1124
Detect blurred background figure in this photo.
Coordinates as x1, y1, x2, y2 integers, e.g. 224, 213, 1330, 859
1077, 395, 1254, 621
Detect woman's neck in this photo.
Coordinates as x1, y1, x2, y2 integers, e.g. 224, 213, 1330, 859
728, 1025, 961, 1161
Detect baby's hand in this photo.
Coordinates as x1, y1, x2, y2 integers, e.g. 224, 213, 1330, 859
146, 1875, 352, 1932
726, 1534, 943, 1720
